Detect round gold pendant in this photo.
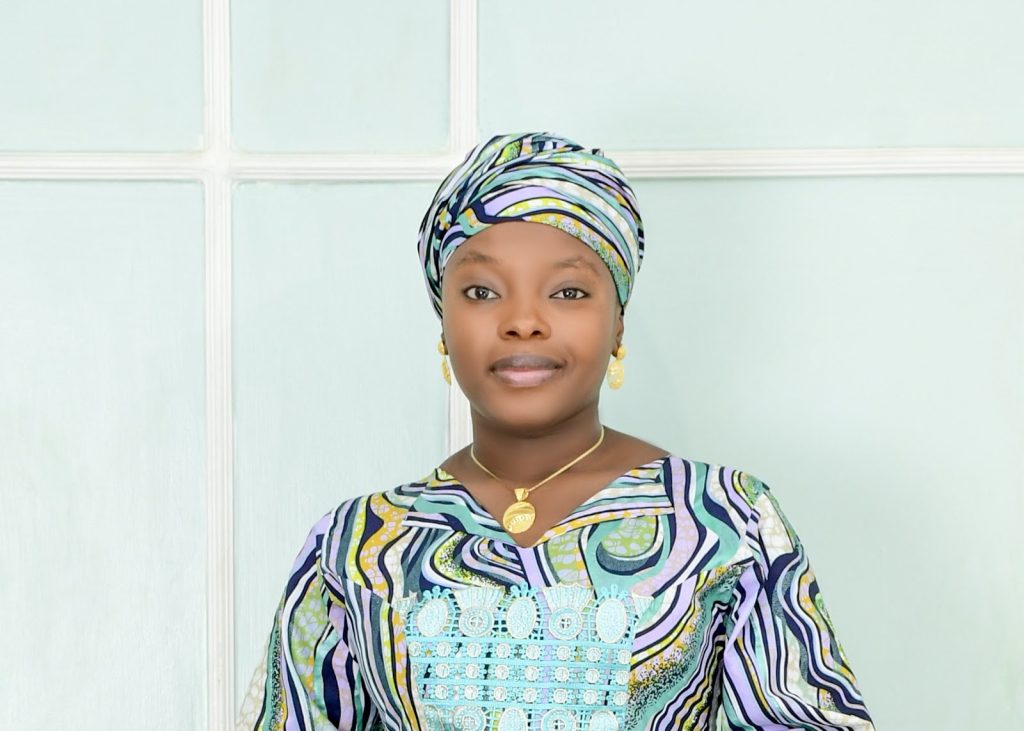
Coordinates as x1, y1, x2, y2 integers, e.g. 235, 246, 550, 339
502, 500, 536, 534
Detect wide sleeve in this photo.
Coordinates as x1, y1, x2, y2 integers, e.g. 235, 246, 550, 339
236, 511, 379, 731
717, 485, 875, 730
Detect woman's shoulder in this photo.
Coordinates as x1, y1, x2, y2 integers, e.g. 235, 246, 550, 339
659, 453, 782, 551
327, 472, 432, 519
664, 453, 771, 507
667, 454, 806, 558
607, 430, 772, 513
307, 469, 440, 583
297, 456, 781, 587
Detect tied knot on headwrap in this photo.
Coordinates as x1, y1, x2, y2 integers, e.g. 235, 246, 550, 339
417, 132, 645, 320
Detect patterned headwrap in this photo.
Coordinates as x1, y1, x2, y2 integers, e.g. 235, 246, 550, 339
417, 132, 645, 320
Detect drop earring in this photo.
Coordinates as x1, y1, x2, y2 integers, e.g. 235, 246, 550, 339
606, 343, 626, 389
438, 338, 451, 385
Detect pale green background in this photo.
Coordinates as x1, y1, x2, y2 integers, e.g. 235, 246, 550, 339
233, 182, 448, 699
231, 2, 450, 152
606, 176, 1024, 726
0, 182, 206, 728
0, 1, 203, 150
2, 0, 1022, 729
480, 0, 1024, 148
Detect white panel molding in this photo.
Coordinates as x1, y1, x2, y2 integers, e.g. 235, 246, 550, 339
3, 147, 1024, 181
231, 153, 463, 180
203, 0, 234, 728
1, 0, 1022, 726
446, 0, 479, 456
0, 152, 207, 179
612, 146, 1024, 177
204, 173, 234, 731
450, 0, 478, 155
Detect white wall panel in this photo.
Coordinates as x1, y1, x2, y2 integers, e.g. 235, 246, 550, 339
3, 2, 1022, 728
0, 1, 202, 151
0, 182, 206, 729
232, 1, 450, 152
232, 181, 449, 706
481, 0, 1024, 150
600, 175, 1024, 727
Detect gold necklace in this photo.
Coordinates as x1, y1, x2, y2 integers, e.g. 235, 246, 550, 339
470, 425, 606, 535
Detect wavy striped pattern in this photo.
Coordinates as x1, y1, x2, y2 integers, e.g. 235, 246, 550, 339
236, 456, 874, 730
416, 131, 645, 320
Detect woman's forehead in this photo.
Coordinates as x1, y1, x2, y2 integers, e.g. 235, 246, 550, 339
447, 222, 606, 271
416, 132, 643, 320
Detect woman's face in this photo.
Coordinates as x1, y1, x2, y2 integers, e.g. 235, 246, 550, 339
440, 221, 623, 432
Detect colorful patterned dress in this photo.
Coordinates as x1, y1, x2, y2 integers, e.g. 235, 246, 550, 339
237, 455, 874, 730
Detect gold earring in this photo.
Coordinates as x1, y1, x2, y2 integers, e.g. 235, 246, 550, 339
438, 339, 451, 385
606, 343, 626, 390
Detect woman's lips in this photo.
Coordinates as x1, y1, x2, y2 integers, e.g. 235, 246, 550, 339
491, 366, 561, 387
489, 353, 563, 387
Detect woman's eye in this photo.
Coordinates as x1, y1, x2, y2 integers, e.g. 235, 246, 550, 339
463, 285, 497, 300
553, 287, 589, 300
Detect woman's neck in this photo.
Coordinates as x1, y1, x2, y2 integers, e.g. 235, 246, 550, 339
465, 407, 607, 485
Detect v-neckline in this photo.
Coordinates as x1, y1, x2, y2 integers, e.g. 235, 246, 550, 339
405, 454, 676, 549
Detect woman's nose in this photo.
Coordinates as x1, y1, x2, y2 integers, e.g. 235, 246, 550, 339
499, 299, 549, 339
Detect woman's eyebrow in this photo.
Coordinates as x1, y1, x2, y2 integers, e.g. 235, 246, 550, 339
553, 255, 600, 274
451, 250, 497, 268
451, 250, 599, 274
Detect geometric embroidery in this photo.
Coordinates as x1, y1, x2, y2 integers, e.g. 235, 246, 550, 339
399, 582, 647, 731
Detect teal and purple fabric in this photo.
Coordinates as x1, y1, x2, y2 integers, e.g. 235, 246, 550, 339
416, 132, 645, 320
237, 455, 875, 729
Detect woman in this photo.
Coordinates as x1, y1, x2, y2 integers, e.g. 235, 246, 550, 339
237, 132, 874, 730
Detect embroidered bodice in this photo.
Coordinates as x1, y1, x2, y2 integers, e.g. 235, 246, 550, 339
237, 456, 874, 730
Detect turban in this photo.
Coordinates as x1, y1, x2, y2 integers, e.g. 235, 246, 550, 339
416, 132, 645, 320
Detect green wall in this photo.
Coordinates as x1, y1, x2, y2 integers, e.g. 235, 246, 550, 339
1, 1, 1021, 728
